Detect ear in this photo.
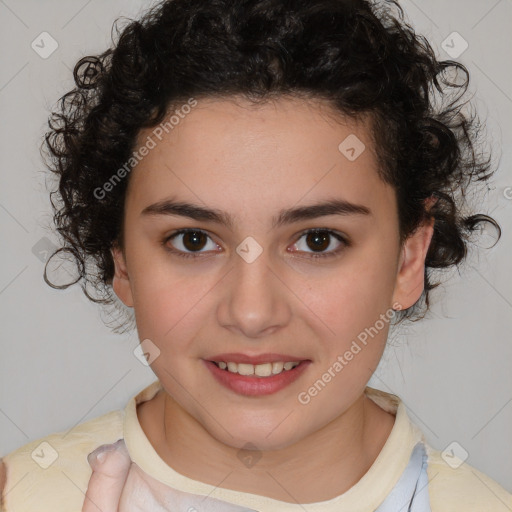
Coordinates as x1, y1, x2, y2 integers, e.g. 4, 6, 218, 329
111, 243, 134, 307
392, 212, 435, 310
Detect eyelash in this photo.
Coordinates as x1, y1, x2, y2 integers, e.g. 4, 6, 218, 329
161, 228, 350, 260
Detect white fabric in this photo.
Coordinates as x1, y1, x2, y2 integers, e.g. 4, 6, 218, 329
375, 441, 431, 512
106, 439, 432, 511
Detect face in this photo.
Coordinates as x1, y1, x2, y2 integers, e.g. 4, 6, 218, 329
112, 96, 433, 451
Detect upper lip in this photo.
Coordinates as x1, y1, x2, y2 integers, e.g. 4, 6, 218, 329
206, 353, 310, 365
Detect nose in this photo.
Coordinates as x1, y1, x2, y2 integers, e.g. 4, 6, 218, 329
216, 248, 292, 339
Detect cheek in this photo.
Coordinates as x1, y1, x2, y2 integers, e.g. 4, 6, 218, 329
130, 260, 224, 359
313, 249, 398, 334
295, 259, 396, 418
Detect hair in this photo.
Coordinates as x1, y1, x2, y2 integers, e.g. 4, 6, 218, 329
43, 0, 501, 333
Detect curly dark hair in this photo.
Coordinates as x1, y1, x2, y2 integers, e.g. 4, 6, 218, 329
43, 0, 501, 333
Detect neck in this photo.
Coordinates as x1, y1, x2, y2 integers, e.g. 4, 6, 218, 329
137, 389, 395, 503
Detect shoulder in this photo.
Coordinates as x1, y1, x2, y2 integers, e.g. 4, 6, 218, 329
425, 444, 512, 511
0, 408, 124, 512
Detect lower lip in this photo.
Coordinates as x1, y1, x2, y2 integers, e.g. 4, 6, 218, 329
203, 360, 311, 396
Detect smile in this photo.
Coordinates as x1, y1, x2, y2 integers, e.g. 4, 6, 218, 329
204, 359, 311, 396
212, 360, 301, 376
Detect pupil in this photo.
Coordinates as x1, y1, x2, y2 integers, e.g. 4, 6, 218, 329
307, 231, 329, 252
183, 231, 206, 251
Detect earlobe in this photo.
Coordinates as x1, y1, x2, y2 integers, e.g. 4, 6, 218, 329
111, 244, 134, 307
392, 217, 435, 310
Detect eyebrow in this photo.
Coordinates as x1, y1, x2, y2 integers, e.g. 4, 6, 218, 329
140, 197, 372, 229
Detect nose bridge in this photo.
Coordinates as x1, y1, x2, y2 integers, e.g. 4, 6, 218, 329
218, 243, 290, 338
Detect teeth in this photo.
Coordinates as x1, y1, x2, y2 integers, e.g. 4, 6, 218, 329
214, 361, 301, 376
237, 363, 254, 376
272, 362, 284, 374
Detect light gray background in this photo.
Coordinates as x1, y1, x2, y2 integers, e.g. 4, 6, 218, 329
1, 0, 511, 495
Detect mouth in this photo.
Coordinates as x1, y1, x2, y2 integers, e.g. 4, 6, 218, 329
203, 357, 312, 396
210, 360, 303, 377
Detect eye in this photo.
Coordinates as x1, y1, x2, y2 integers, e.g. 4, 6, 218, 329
162, 228, 349, 260
289, 229, 349, 259
163, 229, 220, 258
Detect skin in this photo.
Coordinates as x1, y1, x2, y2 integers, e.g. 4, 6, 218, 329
83, 95, 434, 509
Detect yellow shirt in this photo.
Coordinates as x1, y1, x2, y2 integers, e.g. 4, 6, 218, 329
1, 380, 511, 511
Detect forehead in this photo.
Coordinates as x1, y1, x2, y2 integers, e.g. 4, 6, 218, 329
125, 96, 394, 221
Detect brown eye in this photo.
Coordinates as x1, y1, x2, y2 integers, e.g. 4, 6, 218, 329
305, 231, 330, 252
181, 230, 208, 251
165, 229, 219, 257
290, 229, 348, 258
